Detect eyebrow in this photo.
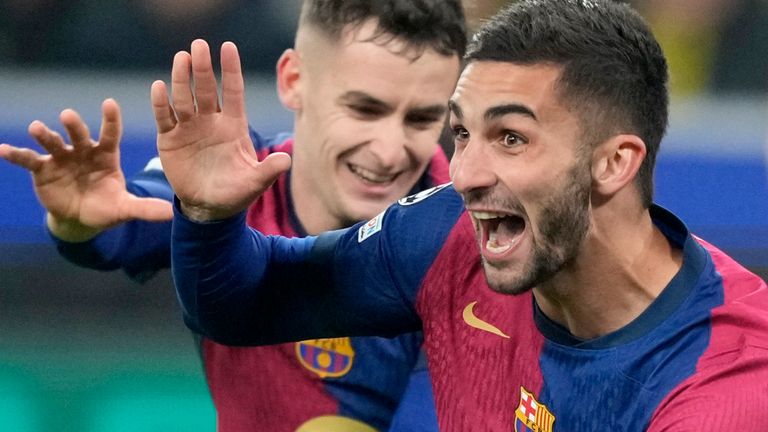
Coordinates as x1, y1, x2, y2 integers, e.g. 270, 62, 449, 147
341, 91, 447, 118
485, 104, 537, 122
448, 99, 463, 118
408, 104, 448, 118
449, 100, 537, 122
339, 91, 393, 113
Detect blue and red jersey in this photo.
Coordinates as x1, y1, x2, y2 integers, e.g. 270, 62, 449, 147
172, 183, 768, 431
53, 131, 448, 431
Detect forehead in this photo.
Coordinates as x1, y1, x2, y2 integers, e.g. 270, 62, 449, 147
303, 20, 460, 105
450, 61, 566, 119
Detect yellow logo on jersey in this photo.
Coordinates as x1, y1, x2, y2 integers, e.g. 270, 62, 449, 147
514, 387, 556, 432
462, 301, 510, 338
296, 415, 377, 432
296, 337, 355, 378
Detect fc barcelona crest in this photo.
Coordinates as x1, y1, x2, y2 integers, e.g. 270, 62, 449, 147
514, 387, 556, 432
296, 338, 355, 378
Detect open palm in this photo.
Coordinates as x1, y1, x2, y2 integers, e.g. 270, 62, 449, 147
0, 100, 172, 241
153, 40, 291, 222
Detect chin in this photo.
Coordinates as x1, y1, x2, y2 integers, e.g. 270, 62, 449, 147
340, 204, 383, 226
482, 264, 534, 296
354, 196, 397, 218
485, 278, 535, 296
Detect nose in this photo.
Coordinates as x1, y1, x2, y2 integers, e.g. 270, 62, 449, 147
450, 139, 497, 194
367, 121, 408, 171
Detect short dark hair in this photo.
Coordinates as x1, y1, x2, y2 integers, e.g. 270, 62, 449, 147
467, 0, 668, 207
300, 0, 467, 59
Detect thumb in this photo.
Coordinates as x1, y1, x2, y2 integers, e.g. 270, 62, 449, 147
253, 152, 292, 193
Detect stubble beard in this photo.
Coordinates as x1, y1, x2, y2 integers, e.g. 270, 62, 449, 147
484, 160, 592, 295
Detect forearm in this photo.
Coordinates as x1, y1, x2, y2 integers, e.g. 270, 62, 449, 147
170, 187, 445, 346
172, 199, 322, 345
172, 199, 422, 346
52, 218, 172, 282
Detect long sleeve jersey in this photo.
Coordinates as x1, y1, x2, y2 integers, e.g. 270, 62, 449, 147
172, 183, 768, 431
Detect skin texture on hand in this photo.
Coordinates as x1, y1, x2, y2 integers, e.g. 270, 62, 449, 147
0, 99, 173, 242
152, 40, 291, 222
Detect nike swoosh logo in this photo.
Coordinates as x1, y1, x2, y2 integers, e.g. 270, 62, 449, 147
462, 301, 510, 339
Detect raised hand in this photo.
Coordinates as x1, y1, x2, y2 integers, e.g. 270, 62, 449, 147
0, 99, 173, 242
152, 40, 291, 222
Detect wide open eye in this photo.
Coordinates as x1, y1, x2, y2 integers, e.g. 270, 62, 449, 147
452, 126, 469, 141
501, 131, 527, 148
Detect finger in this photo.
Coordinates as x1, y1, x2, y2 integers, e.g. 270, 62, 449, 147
252, 152, 292, 193
28, 120, 71, 158
151, 80, 177, 134
171, 50, 195, 122
98, 98, 123, 153
60, 108, 93, 152
0, 143, 45, 172
220, 41, 246, 118
190, 39, 219, 115
121, 196, 174, 222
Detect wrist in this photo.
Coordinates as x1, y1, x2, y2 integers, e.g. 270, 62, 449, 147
178, 200, 235, 223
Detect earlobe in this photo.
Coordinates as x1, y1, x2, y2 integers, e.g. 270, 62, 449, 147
592, 134, 646, 197
276, 49, 302, 111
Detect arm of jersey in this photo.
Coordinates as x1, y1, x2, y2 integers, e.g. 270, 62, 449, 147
51, 165, 174, 282
647, 345, 768, 431
171, 184, 463, 347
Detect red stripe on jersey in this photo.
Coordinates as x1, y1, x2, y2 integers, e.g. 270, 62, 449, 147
427, 145, 450, 188
416, 213, 547, 431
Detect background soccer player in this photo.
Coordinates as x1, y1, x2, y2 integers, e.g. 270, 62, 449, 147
0, 1, 466, 430
160, 0, 768, 430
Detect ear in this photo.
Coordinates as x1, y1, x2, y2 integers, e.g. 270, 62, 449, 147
276, 48, 302, 111
591, 134, 647, 197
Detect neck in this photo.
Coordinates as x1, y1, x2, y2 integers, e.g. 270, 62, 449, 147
533, 204, 684, 340
287, 107, 353, 235
289, 158, 342, 236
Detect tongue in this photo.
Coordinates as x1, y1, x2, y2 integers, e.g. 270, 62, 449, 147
487, 217, 524, 250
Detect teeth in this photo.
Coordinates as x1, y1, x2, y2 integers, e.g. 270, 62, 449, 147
471, 211, 506, 220
349, 164, 396, 184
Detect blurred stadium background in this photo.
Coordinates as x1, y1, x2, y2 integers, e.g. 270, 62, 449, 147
0, 0, 766, 431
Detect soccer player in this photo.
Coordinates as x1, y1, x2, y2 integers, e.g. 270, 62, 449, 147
0, 1, 466, 430
160, 0, 768, 430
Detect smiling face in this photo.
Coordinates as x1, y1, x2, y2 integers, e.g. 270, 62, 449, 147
449, 61, 593, 295
283, 20, 460, 233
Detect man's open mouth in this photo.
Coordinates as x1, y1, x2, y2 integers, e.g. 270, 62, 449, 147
470, 211, 526, 254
